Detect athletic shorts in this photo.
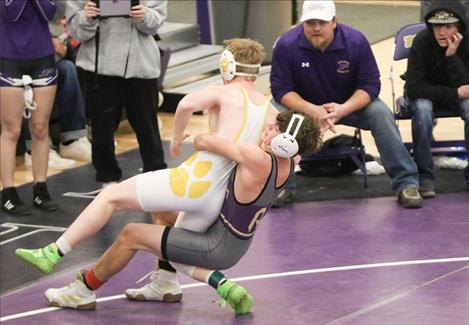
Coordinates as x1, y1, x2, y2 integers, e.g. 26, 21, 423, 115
0, 55, 57, 87
161, 220, 252, 270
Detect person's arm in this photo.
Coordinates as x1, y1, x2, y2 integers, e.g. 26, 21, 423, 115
131, 0, 166, 35
34, 0, 56, 21
66, 0, 99, 43
405, 32, 459, 103
270, 33, 334, 131
0, 0, 27, 21
170, 86, 222, 156
194, 134, 267, 169
446, 33, 469, 88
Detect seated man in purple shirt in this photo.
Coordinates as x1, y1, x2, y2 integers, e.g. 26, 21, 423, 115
270, 0, 422, 209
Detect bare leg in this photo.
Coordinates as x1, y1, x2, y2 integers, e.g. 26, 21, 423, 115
62, 177, 144, 248
93, 223, 166, 282
0, 87, 24, 188
29, 86, 56, 182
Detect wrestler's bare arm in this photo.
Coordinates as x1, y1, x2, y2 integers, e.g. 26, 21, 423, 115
171, 86, 223, 156
193, 134, 269, 171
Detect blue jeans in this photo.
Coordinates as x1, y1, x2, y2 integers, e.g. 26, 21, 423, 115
409, 98, 469, 182
23, 58, 87, 146
272, 98, 419, 194
55, 58, 87, 142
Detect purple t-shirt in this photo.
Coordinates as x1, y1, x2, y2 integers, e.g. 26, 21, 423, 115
0, 0, 56, 59
270, 24, 380, 105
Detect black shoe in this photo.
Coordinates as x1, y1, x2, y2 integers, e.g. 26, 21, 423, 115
1, 187, 31, 216
271, 189, 294, 208
33, 182, 59, 211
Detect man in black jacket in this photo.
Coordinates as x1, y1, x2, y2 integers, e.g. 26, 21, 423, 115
405, 0, 469, 197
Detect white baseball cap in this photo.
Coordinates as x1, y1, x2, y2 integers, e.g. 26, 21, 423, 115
300, 0, 336, 22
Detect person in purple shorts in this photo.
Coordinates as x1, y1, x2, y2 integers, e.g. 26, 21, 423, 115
1, 0, 59, 215
270, 0, 423, 209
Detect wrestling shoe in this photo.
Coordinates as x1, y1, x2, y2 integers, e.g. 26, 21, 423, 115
15, 243, 62, 274
45, 271, 96, 310
216, 280, 253, 315
1, 187, 31, 216
125, 270, 183, 302
33, 182, 59, 211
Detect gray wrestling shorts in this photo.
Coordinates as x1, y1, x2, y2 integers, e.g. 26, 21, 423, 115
161, 220, 252, 270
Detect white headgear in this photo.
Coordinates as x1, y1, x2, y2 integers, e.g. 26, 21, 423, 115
271, 114, 305, 158
219, 49, 261, 81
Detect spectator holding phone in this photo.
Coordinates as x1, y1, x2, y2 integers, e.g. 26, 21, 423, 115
65, 0, 167, 187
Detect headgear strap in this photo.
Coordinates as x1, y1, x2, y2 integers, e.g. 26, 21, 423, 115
271, 114, 305, 158
219, 49, 261, 81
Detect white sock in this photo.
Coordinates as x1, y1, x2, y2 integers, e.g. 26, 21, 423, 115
56, 236, 72, 256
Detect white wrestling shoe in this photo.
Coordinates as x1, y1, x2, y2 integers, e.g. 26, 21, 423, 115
125, 270, 183, 302
45, 271, 96, 310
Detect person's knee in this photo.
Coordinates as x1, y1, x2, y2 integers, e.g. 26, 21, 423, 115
1, 124, 22, 142
118, 223, 141, 245
366, 99, 394, 123
29, 122, 49, 141
412, 98, 433, 118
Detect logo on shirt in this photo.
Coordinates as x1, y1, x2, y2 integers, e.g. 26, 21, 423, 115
337, 60, 350, 74
301, 62, 310, 68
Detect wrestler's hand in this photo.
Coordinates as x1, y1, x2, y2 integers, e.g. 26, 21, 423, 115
446, 32, 463, 57
84, 1, 100, 20
170, 133, 190, 157
129, 4, 146, 22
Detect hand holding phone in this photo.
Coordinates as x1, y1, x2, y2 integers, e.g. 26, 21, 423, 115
129, 3, 145, 22
84, 1, 100, 20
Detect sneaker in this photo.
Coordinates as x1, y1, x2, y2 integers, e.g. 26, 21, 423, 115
24, 149, 76, 169
216, 280, 253, 315
33, 182, 58, 211
60, 137, 92, 161
1, 187, 31, 216
45, 271, 96, 310
398, 187, 423, 209
125, 270, 182, 302
15, 242, 62, 274
271, 189, 293, 208
419, 183, 436, 199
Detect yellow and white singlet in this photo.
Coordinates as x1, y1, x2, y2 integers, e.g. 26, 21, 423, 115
136, 84, 269, 232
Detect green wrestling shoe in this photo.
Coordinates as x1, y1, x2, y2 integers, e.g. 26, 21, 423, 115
216, 280, 253, 315
15, 243, 62, 274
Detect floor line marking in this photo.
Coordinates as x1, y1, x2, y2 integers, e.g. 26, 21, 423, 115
0, 223, 67, 246
325, 265, 469, 325
1, 256, 468, 322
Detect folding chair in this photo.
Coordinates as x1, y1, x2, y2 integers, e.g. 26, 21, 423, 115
390, 22, 466, 157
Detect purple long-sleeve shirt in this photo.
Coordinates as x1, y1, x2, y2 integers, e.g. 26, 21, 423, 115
270, 24, 380, 106
0, 0, 56, 59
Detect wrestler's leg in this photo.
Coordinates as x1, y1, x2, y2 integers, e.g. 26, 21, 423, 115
15, 176, 144, 274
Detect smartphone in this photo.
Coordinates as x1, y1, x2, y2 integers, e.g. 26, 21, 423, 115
99, 0, 132, 18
